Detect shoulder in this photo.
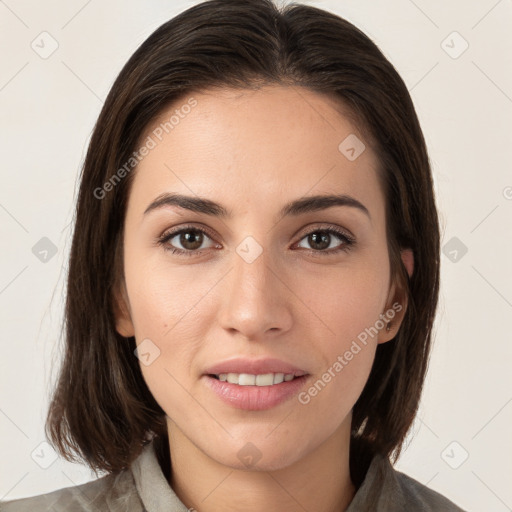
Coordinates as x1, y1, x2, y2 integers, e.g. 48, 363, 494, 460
393, 467, 466, 511
352, 453, 467, 511
0, 468, 143, 512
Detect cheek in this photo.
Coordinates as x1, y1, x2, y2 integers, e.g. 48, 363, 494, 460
123, 256, 211, 399
125, 251, 215, 339
128, 275, 207, 424
297, 340, 376, 443
293, 258, 389, 343
292, 257, 388, 405
296, 269, 382, 425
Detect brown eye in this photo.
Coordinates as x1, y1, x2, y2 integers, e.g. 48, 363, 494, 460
296, 228, 355, 254
175, 230, 205, 251
157, 227, 217, 256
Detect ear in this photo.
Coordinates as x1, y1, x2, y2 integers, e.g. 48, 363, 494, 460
112, 280, 135, 338
401, 247, 414, 278
377, 248, 414, 344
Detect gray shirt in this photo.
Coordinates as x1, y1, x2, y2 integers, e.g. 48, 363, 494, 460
1, 440, 466, 511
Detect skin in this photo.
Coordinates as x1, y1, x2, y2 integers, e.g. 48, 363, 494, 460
114, 85, 413, 512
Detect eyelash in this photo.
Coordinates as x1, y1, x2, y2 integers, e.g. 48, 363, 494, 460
156, 224, 356, 258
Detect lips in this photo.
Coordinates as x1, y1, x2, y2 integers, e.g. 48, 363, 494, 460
204, 373, 310, 410
203, 357, 309, 378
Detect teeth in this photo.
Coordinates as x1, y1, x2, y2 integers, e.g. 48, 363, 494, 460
217, 372, 298, 386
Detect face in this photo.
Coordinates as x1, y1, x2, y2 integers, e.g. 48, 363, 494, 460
114, 85, 411, 472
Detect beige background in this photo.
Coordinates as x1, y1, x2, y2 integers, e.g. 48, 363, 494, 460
1, 0, 511, 510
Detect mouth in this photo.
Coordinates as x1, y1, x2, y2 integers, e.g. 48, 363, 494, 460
203, 356, 308, 381
202, 357, 310, 410
207, 372, 304, 386
203, 372, 310, 410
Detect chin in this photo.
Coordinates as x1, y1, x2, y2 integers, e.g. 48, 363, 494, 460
205, 438, 310, 473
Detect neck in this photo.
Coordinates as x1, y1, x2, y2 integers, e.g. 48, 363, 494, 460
166, 417, 356, 512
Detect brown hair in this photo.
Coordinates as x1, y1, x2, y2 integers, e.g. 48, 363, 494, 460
46, 0, 439, 488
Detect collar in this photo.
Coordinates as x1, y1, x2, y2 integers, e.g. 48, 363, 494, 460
131, 440, 190, 512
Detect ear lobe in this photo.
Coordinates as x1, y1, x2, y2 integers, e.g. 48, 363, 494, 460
112, 282, 135, 338
377, 249, 413, 344
401, 248, 414, 278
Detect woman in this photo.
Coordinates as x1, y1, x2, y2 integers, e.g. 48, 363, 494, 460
2, 0, 466, 510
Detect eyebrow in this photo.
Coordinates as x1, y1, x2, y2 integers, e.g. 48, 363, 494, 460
143, 192, 370, 221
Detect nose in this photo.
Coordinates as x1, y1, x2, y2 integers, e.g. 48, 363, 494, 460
217, 244, 293, 340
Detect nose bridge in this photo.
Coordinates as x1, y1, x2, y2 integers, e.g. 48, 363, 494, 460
234, 241, 272, 298
219, 239, 291, 337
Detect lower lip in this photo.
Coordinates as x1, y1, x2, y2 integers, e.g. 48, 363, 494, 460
203, 375, 309, 411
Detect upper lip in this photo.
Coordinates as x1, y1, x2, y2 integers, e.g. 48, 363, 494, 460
204, 357, 309, 377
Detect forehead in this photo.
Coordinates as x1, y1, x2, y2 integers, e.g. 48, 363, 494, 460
128, 85, 383, 219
